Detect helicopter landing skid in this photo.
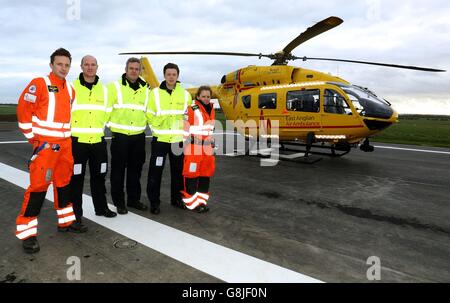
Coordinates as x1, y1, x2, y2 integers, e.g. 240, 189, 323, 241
280, 141, 352, 158
230, 145, 323, 164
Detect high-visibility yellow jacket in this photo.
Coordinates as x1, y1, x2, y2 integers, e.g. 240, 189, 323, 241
108, 76, 149, 136
146, 82, 192, 143
71, 75, 111, 143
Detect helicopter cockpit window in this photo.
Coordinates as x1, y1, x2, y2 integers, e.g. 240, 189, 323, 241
258, 93, 277, 109
242, 95, 251, 109
324, 89, 352, 115
286, 89, 320, 113
337, 84, 394, 119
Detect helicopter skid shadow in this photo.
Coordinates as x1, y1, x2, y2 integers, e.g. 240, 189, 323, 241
227, 147, 323, 164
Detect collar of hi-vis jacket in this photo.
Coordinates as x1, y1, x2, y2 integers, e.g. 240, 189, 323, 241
121, 73, 147, 90
195, 99, 213, 116
160, 80, 181, 95
79, 73, 99, 89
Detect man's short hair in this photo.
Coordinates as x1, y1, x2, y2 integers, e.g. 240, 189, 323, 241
50, 48, 72, 64
163, 63, 179, 75
81, 55, 98, 66
126, 57, 141, 69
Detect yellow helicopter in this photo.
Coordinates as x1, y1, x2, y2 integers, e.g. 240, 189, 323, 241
121, 16, 445, 157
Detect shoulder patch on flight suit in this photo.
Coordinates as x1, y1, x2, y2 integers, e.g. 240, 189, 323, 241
24, 93, 37, 103
192, 105, 199, 111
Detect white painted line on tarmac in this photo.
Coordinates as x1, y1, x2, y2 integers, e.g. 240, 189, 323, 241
0, 140, 27, 144
374, 145, 450, 155
0, 133, 230, 144
2, 138, 448, 155
0, 161, 322, 283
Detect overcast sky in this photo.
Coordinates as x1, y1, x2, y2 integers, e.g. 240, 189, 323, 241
1, 0, 449, 114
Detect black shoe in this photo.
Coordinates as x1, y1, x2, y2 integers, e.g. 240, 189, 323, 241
58, 221, 88, 233
96, 208, 117, 218
194, 205, 209, 213
127, 201, 148, 211
116, 207, 128, 215
150, 206, 160, 215
171, 200, 186, 210
23, 236, 40, 254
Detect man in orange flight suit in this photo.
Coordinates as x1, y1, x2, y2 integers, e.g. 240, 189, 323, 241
181, 86, 216, 213
16, 48, 82, 254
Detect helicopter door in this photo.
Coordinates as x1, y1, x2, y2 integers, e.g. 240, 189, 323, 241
321, 87, 361, 133
284, 89, 321, 139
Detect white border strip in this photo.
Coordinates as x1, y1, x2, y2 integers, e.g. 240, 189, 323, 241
0, 161, 322, 283
374, 145, 450, 155
2, 138, 449, 155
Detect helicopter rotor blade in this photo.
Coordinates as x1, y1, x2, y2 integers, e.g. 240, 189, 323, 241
273, 16, 344, 65
296, 56, 446, 72
119, 51, 273, 59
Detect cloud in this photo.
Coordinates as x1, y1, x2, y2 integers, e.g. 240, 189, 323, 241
1, 0, 449, 115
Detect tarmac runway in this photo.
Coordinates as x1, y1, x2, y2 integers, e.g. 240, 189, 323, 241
1, 121, 450, 283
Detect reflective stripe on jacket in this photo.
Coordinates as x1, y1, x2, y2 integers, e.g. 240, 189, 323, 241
147, 83, 192, 143
107, 77, 149, 136
71, 76, 110, 143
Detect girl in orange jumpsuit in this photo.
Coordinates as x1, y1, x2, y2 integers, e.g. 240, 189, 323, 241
181, 86, 215, 213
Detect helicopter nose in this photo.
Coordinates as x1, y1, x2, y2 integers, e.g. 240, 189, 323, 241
363, 110, 398, 131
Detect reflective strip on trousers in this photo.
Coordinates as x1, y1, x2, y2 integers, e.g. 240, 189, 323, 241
16, 227, 38, 240
17, 218, 38, 232
182, 193, 198, 204
57, 206, 74, 216
58, 215, 76, 224
197, 192, 210, 201
196, 197, 207, 205
185, 200, 201, 210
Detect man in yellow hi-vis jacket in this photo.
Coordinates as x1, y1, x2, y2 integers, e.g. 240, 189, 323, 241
146, 63, 192, 215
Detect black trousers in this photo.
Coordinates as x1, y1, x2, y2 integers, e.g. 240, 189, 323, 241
110, 132, 146, 208
70, 137, 108, 220
146, 137, 184, 207
184, 177, 210, 195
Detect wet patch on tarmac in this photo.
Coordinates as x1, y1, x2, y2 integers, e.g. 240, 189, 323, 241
0, 272, 26, 283
258, 191, 282, 199
300, 198, 450, 236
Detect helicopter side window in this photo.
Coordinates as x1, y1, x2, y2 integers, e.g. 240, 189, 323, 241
258, 93, 277, 109
324, 89, 352, 115
242, 95, 251, 109
286, 89, 320, 113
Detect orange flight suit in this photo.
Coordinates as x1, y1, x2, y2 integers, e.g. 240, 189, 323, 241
181, 100, 215, 210
16, 72, 76, 240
